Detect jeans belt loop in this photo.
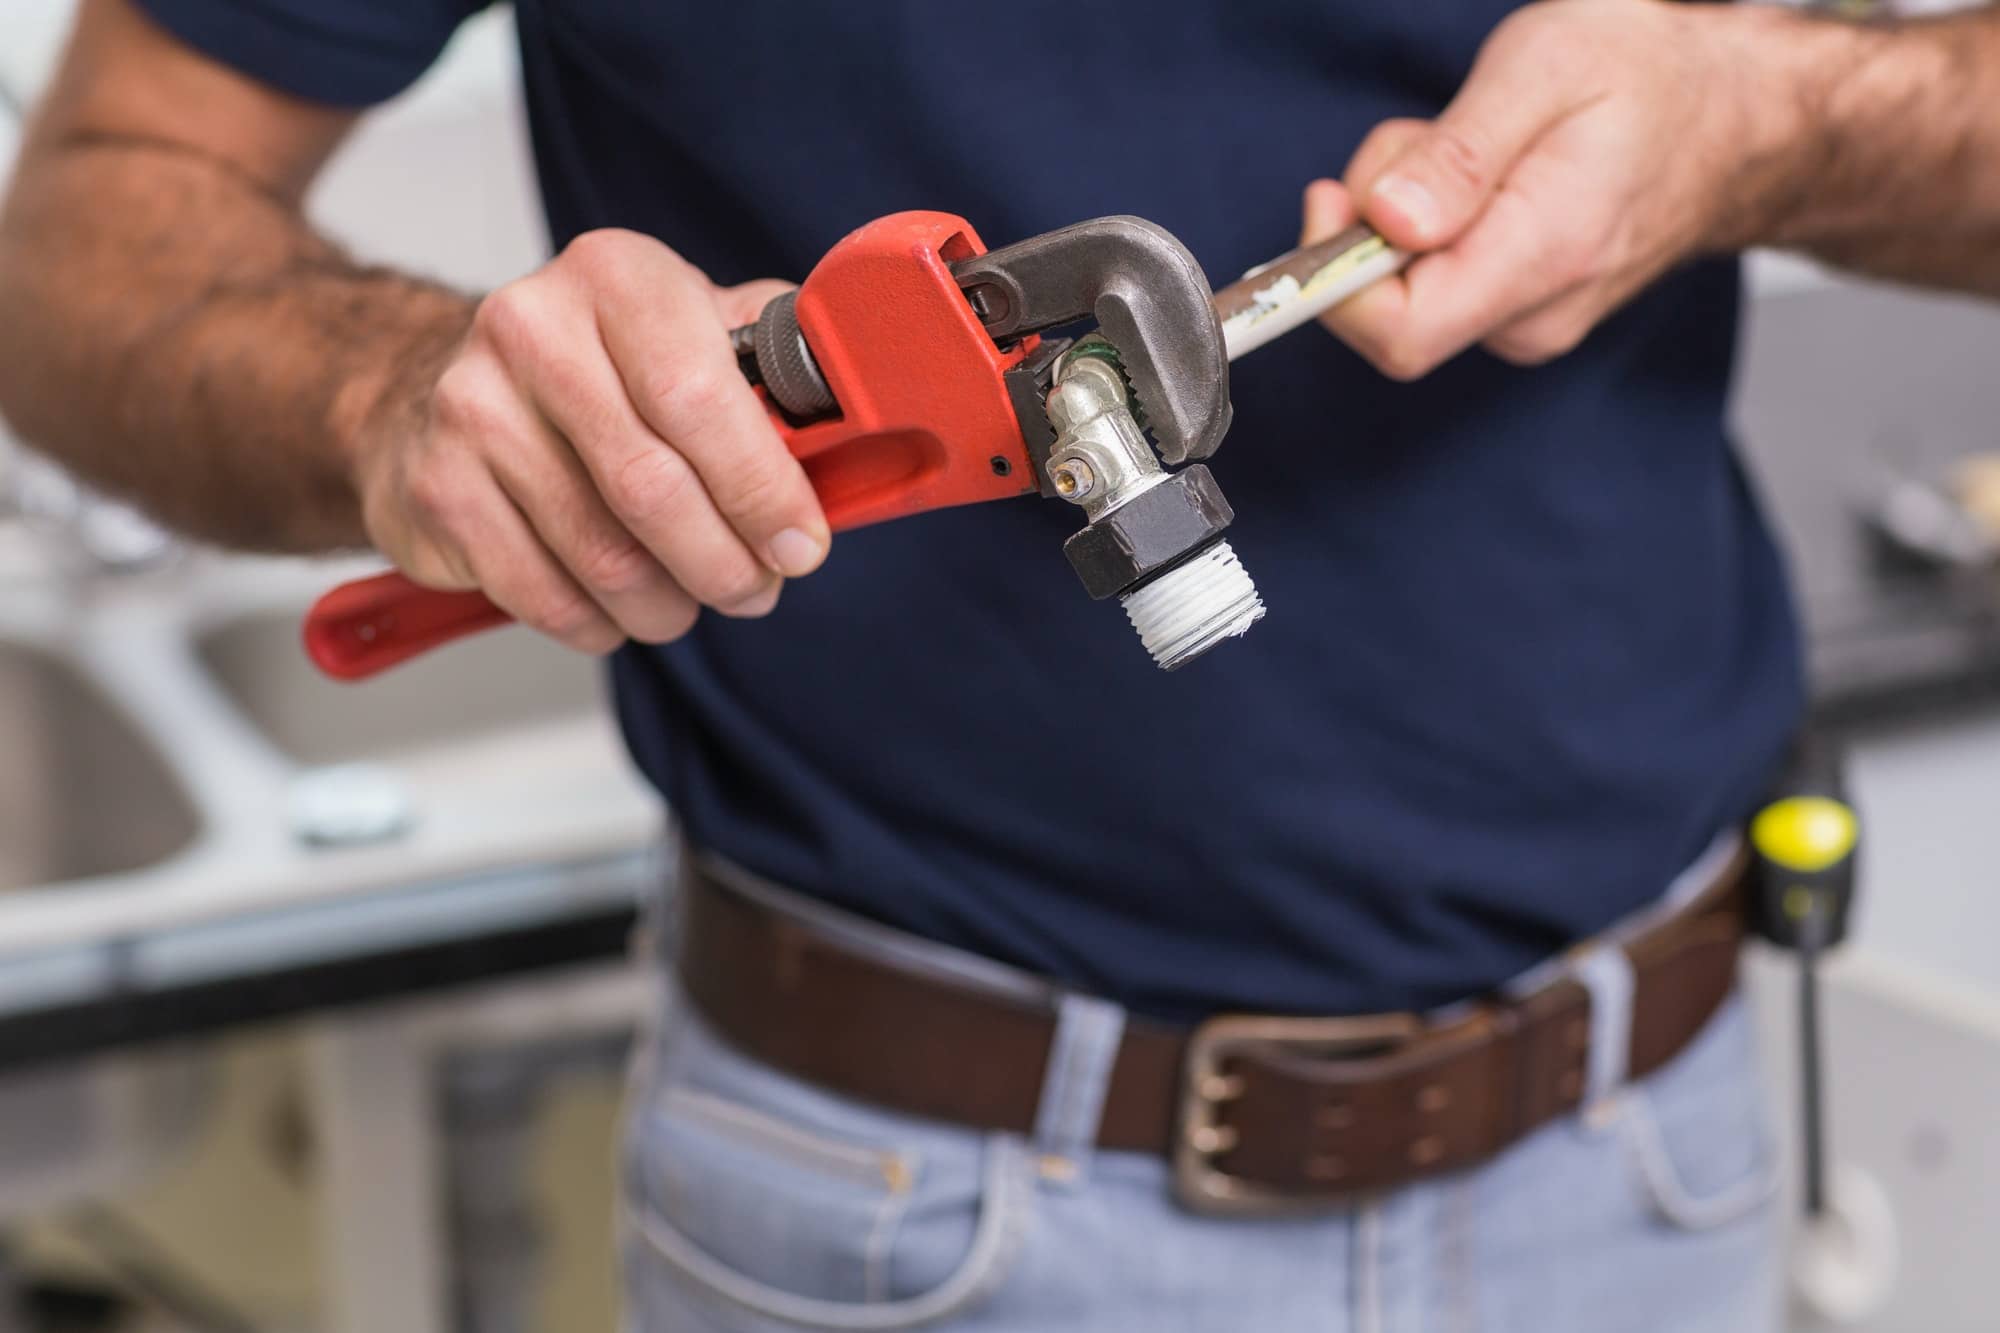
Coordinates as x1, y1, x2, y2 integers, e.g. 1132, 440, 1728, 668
1031, 992, 1127, 1189
1567, 941, 1636, 1126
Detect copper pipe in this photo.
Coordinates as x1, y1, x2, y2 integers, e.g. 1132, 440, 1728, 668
1213, 224, 1408, 361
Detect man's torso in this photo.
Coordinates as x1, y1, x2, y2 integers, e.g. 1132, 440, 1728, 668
138, 0, 1808, 1019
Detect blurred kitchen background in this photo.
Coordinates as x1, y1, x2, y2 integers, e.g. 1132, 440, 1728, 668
5, 2, 2000, 1330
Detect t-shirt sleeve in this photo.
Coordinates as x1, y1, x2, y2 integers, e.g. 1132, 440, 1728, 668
134, 0, 492, 108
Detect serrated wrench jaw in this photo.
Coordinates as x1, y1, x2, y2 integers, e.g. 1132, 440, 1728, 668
952, 215, 1231, 465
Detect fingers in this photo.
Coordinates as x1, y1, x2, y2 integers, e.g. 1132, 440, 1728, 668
1480, 241, 1665, 367
1351, 17, 1592, 252
474, 271, 787, 618
1309, 103, 1582, 375
583, 235, 831, 580
1300, 179, 1410, 350
1314, 184, 1592, 380
710, 277, 794, 330
473, 373, 715, 640
1303, 7, 1622, 380
419, 350, 705, 645
383, 450, 624, 655
1481, 285, 1601, 367
364, 228, 825, 657
1341, 119, 1426, 212
1300, 177, 1359, 246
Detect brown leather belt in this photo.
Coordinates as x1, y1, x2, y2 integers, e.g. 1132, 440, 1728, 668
676, 850, 1748, 1215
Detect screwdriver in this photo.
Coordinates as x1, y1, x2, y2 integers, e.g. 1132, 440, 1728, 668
1748, 740, 1860, 1219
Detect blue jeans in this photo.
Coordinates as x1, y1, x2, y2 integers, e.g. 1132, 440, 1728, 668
620, 969, 1783, 1332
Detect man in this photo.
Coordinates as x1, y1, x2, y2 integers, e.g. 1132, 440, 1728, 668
1, 0, 1993, 1326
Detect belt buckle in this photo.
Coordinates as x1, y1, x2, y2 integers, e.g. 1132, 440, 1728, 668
1175, 1012, 1421, 1217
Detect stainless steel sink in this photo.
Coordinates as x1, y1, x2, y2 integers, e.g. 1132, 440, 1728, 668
0, 640, 201, 890
197, 611, 605, 765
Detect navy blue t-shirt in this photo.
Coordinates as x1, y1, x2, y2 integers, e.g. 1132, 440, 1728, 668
142, 0, 1803, 1019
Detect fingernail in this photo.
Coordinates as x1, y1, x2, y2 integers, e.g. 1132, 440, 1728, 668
767, 527, 826, 578
720, 582, 782, 618
1372, 175, 1439, 240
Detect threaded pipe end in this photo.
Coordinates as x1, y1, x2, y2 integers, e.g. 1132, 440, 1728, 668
1119, 540, 1265, 670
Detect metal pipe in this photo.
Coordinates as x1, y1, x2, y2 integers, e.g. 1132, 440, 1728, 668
1213, 224, 1408, 362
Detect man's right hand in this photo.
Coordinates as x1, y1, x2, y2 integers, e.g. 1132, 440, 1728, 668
357, 229, 830, 654
0, 0, 834, 644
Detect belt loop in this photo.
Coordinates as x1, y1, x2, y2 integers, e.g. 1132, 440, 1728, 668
1031, 992, 1127, 1190
1567, 943, 1635, 1125
645, 836, 686, 966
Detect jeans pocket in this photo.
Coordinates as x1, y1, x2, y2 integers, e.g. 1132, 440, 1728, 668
625, 1048, 1036, 1329
1616, 997, 1781, 1232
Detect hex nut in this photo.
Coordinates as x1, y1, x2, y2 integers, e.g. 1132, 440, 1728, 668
1061, 465, 1235, 600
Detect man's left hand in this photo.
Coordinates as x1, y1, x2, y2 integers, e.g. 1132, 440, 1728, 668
1305, 0, 1805, 380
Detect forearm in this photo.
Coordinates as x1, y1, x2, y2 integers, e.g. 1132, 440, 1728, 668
0, 131, 472, 551
1747, 4, 2000, 293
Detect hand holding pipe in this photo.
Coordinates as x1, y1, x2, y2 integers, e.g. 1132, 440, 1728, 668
1213, 223, 1405, 361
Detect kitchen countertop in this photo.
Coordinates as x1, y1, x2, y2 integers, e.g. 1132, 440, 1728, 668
0, 547, 663, 1071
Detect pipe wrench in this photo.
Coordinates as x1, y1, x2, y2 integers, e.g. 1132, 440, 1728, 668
304, 212, 1400, 678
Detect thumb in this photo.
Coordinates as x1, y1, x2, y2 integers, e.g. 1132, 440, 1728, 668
1362, 33, 1585, 250
711, 277, 796, 329
1300, 177, 1359, 246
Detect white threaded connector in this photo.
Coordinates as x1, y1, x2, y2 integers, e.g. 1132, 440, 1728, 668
1119, 540, 1266, 670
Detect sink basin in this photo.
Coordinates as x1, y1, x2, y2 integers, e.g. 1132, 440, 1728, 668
0, 641, 201, 890
198, 611, 605, 765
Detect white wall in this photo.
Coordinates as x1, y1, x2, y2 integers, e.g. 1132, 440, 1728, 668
0, 2, 546, 290
306, 9, 547, 290
0, 2, 71, 100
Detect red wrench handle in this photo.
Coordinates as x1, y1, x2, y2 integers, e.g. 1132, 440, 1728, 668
304, 210, 1036, 681
305, 573, 511, 680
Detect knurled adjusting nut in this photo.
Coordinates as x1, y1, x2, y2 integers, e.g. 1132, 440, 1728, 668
753, 290, 837, 419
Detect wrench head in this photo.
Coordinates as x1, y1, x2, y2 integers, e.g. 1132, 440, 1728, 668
951, 216, 1231, 466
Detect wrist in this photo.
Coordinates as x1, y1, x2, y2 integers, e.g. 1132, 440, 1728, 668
332, 299, 472, 518
1686, 3, 1866, 255
1703, 4, 1987, 258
